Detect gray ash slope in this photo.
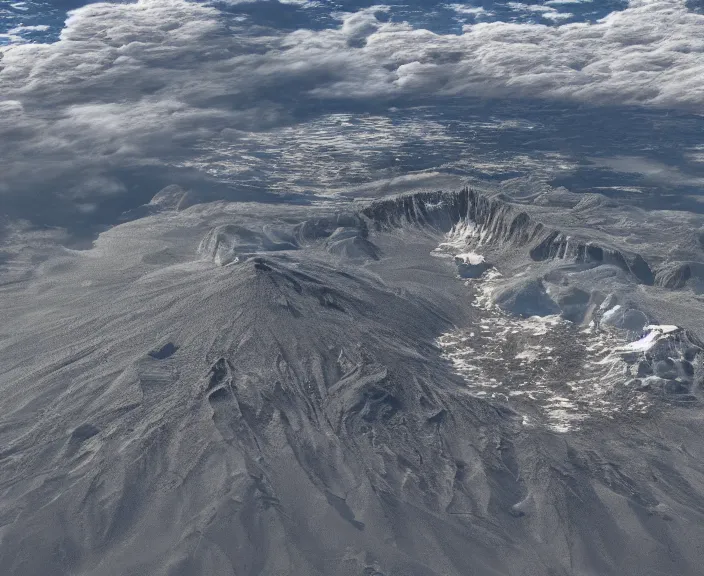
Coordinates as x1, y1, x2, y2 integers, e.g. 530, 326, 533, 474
3, 190, 704, 575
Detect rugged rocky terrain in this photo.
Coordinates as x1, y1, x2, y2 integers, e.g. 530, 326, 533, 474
2, 188, 704, 576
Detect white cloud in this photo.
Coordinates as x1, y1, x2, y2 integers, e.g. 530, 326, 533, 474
507, 2, 574, 20
0, 0, 703, 229
1, 24, 54, 45
507, 2, 558, 12
507, 2, 573, 22
8, 24, 51, 33
218, 0, 319, 5
545, 0, 593, 4
540, 10, 575, 20
591, 156, 704, 186
686, 145, 704, 165
449, 4, 492, 17
19, 24, 49, 31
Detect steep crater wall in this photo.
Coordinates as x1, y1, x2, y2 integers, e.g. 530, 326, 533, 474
362, 188, 656, 286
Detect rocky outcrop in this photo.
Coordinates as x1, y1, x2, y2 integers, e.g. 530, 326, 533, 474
363, 189, 656, 285
654, 261, 704, 291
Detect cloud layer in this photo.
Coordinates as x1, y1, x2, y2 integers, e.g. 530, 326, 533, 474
1, 0, 703, 229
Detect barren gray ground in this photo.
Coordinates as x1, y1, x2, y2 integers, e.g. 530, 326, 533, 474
2, 188, 704, 575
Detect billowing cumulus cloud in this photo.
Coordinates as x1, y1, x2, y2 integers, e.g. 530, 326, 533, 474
0, 0, 703, 231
